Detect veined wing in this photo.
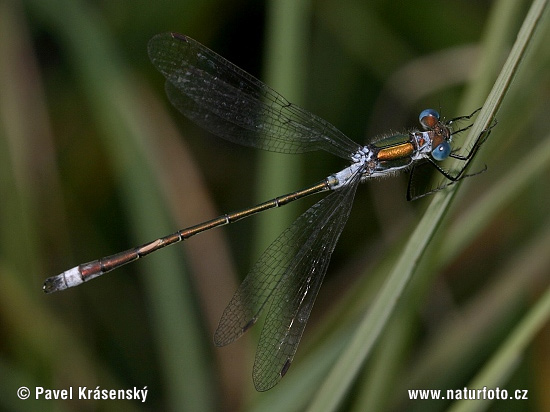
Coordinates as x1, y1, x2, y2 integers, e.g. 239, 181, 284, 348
252, 174, 359, 391
213, 171, 361, 390
147, 32, 360, 160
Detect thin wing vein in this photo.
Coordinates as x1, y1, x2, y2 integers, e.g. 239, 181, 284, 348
148, 33, 360, 158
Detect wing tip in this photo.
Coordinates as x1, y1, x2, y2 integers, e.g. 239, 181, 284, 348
169, 32, 188, 42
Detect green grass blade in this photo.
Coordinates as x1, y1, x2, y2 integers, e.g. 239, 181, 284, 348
448, 284, 550, 412
24, 0, 214, 409
252, 0, 311, 257
306, 0, 549, 410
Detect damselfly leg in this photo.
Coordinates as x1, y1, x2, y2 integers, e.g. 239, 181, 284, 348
407, 111, 496, 200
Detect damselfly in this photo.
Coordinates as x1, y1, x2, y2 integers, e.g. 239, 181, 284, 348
44, 33, 492, 391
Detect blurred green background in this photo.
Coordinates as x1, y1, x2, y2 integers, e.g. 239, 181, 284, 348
1, 0, 549, 411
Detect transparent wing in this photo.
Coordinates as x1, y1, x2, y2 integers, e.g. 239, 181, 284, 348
213, 171, 360, 390
148, 32, 360, 159
253, 176, 359, 391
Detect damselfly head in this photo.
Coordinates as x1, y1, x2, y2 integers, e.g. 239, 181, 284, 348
419, 109, 440, 130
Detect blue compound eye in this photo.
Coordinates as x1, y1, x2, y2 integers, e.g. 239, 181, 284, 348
419, 109, 440, 129
432, 141, 451, 161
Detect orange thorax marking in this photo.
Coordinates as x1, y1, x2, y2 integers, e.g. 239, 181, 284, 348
376, 142, 414, 161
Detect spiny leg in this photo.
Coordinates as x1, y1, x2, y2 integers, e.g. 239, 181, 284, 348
406, 125, 494, 201
446, 107, 481, 124
449, 121, 495, 161
407, 163, 488, 201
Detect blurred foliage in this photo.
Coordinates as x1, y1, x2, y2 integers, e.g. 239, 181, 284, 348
0, 0, 549, 411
